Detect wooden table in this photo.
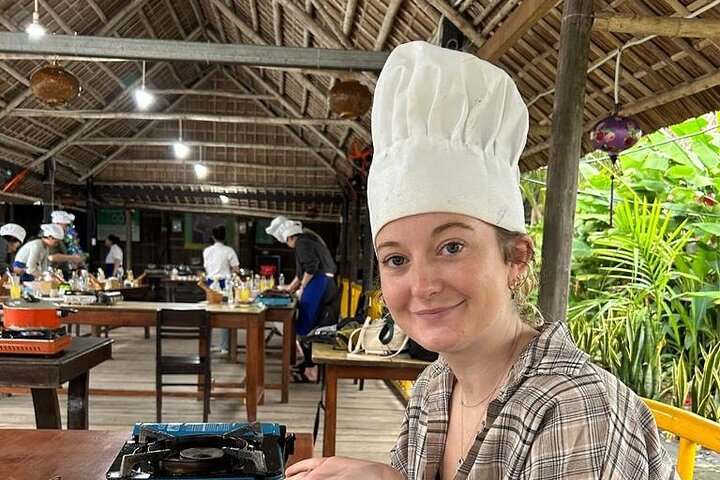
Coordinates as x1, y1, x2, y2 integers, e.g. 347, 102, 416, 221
0, 337, 113, 429
264, 303, 296, 403
63, 301, 268, 421
0, 429, 313, 480
313, 343, 429, 457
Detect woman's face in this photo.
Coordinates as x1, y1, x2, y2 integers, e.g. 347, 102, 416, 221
376, 213, 523, 355
105, 238, 112, 248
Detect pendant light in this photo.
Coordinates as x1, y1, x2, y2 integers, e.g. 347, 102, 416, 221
25, 0, 45, 37
194, 145, 208, 180
173, 119, 190, 159
133, 61, 154, 110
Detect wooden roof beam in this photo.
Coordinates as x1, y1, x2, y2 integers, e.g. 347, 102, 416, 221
73, 138, 337, 154
374, 0, 403, 51
343, 0, 358, 36
101, 159, 329, 171
593, 12, 720, 39
477, 0, 557, 61
146, 89, 276, 101
9, 109, 364, 127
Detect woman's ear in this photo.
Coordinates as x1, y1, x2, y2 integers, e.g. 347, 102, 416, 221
508, 235, 534, 284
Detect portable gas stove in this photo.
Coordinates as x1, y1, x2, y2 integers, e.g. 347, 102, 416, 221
0, 326, 71, 355
0, 296, 74, 355
106, 422, 295, 479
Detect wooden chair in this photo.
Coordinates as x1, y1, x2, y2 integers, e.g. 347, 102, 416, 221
156, 309, 211, 422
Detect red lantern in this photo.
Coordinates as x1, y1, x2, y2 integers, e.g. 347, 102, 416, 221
329, 80, 372, 119
30, 63, 81, 106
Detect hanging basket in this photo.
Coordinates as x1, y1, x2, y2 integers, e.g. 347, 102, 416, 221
329, 80, 372, 119
30, 63, 81, 106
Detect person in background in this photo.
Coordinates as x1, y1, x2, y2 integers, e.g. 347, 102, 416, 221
49, 210, 83, 276
13, 223, 64, 282
203, 224, 240, 354
0, 223, 26, 274
266, 216, 339, 383
104, 234, 123, 277
286, 42, 676, 479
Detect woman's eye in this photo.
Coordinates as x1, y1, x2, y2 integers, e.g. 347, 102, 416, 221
441, 242, 464, 255
383, 255, 407, 267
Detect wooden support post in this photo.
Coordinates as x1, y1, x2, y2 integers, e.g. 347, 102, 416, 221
42, 158, 55, 222
537, 0, 593, 322
85, 178, 96, 258
125, 208, 133, 273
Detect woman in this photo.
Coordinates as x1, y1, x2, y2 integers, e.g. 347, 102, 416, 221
286, 42, 676, 479
13, 224, 64, 282
0, 223, 26, 274
104, 234, 123, 277
266, 216, 339, 382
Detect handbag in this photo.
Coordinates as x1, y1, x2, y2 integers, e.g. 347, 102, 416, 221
347, 315, 409, 357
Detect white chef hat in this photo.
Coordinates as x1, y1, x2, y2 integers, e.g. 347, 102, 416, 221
0, 223, 26, 243
367, 41, 529, 243
265, 216, 304, 243
51, 210, 75, 225
40, 223, 65, 240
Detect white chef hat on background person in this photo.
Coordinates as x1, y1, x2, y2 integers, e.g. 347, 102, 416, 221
0, 223, 26, 243
41, 223, 65, 240
265, 216, 304, 243
367, 41, 529, 243
51, 210, 75, 225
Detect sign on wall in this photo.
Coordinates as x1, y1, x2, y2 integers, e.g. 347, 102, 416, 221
183, 213, 234, 250
97, 208, 140, 242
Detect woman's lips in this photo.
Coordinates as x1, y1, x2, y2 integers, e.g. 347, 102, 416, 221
412, 299, 466, 317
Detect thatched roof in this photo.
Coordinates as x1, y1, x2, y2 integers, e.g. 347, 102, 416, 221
0, 0, 718, 221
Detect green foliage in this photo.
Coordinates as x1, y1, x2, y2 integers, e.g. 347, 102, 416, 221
529, 112, 720, 419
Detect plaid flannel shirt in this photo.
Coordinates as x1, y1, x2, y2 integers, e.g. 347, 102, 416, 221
391, 321, 678, 479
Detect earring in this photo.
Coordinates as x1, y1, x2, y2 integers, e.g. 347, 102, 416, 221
509, 278, 519, 300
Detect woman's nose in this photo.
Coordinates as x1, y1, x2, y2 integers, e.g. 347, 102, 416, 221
410, 262, 442, 299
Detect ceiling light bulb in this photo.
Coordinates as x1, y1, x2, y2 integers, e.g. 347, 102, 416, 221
25, 12, 45, 37
194, 163, 209, 179
219, 194, 230, 204
133, 86, 154, 110
173, 141, 190, 159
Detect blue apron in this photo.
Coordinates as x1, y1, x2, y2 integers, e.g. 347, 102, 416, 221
103, 263, 115, 278
205, 278, 226, 290
296, 274, 331, 335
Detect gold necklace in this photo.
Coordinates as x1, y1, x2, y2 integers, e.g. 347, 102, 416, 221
457, 325, 522, 466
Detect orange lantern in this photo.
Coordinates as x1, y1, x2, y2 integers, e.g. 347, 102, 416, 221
329, 80, 372, 118
30, 63, 81, 106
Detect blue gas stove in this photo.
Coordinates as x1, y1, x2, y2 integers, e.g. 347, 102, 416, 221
106, 422, 295, 479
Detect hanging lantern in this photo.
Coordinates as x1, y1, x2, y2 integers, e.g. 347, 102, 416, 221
589, 113, 642, 226
329, 80, 372, 118
30, 63, 81, 106
589, 115, 642, 157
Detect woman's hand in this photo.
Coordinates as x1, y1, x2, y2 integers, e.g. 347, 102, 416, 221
285, 456, 403, 480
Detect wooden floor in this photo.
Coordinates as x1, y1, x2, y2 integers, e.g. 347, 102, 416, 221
0, 325, 405, 463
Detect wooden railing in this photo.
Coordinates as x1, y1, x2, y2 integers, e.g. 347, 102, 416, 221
644, 398, 720, 480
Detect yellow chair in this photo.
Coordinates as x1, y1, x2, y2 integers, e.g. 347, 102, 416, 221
644, 398, 720, 480
339, 277, 363, 318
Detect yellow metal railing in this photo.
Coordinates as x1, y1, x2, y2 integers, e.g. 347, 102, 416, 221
644, 398, 720, 480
